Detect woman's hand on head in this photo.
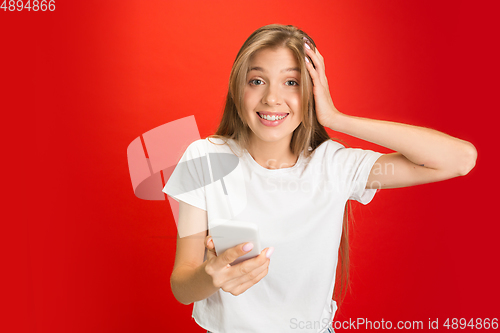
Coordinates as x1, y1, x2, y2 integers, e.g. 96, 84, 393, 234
204, 235, 273, 296
304, 38, 342, 129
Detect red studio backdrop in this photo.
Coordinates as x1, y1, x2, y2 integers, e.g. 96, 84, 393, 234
2, 0, 499, 332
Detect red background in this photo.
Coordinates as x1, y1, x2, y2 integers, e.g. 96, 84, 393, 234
3, 0, 499, 332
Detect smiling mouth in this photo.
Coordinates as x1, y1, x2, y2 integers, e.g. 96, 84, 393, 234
256, 112, 289, 121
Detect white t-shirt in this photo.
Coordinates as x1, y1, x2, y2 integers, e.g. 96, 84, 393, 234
163, 137, 383, 333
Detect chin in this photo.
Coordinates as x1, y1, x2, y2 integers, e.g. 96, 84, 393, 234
251, 131, 292, 144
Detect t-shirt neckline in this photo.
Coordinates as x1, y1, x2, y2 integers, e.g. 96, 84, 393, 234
242, 148, 305, 175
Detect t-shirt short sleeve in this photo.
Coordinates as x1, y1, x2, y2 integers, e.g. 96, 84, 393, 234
330, 143, 384, 205
162, 140, 209, 211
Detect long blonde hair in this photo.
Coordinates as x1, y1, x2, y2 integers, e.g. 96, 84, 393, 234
208, 24, 352, 306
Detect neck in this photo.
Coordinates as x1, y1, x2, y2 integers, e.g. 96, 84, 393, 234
247, 134, 299, 170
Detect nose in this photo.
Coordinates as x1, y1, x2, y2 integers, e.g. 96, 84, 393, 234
262, 83, 282, 106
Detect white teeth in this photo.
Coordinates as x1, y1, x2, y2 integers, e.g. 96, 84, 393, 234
259, 113, 287, 121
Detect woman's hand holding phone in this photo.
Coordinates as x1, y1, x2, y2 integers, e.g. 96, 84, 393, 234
204, 235, 274, 296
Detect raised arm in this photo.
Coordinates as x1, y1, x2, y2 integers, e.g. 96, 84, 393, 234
328, 114, 477, 189
303, 39, 477, 189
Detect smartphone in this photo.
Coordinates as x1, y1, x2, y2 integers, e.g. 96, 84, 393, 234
209, 219, 262, 266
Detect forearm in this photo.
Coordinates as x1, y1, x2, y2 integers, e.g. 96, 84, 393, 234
328, 113, 477, 175
170, 261, 219, 305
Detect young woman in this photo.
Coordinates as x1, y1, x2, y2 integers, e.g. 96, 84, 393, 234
163, 24, 477, 333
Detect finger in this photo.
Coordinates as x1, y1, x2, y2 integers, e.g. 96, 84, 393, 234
305, 54, 321, 85
303, 40, 316, 70
223, 264, 269, 294
212, 241, 255, 271
222, 257, 270, 292
205, 235, 216, 251
305, 46, 325, 78
205, 235, 217, 260
222, 265, 269, 295
314, 47, 326, 72
314, 45, 324, 61
224, 247, 271, 282
206, 236, 215, 251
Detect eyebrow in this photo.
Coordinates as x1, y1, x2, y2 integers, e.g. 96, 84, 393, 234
248, 66, 300, 73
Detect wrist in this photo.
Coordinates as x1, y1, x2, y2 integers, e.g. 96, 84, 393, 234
325, 110, 348, 132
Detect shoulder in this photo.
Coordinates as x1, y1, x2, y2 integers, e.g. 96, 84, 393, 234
174, 139, 208, 163
310, 139, 345, 158
323, 139, 345, 151
180, 137, 241, 159
185, 137, 228, 151
205, 136, 227, 145
205, 136, 244, 157
183, 138, 207, 153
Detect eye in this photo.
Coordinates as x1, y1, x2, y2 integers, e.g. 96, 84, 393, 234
285, 80, 299, 86
249, 79, 264, 86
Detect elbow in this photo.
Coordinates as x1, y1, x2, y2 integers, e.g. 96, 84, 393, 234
180, 296, 194, 305
170, 272, 193, 306
457, 141, 478, 176
175, 295, 193, 306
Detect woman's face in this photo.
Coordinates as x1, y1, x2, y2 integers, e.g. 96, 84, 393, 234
242, 47, 303, 147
